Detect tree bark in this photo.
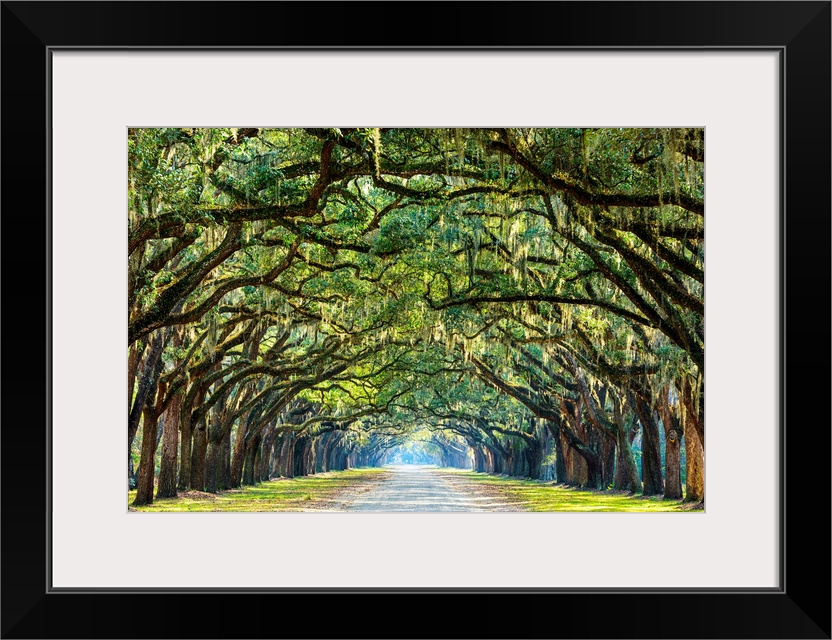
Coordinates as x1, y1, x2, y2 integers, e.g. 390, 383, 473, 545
156, 391, 183, 499
190, 419, 208, 491
612, 395, 641, 493
230, 413, 252, 487
133, 409, 159, 505
473, 447, 485, 472
204, 439, 221, 494
177, 383, 208, 490
218, 436, 232, 490
656, 388, 683, 500
177, 403, 193, 491
242, 435, 262, 485
318, 434, 332, 473
683, 411, 705, 503
527, 436, 543, 480
633, 394, 664, 496
203, 383, 232, 494
561, 400, 599, 488
681, 374, 705, 446
545, 421, 569, 484
128, 331, 164, 485
133, 354, 166, 505
601, 434, 616, 488
259, 423, 277, 481
127, 340, 145, 412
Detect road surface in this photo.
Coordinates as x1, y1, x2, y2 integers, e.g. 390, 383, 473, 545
340, 465, 522, 512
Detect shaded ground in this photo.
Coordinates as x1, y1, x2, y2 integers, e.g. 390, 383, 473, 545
443, 470, 698, 512
128, 468, 389, 512
129, 466, 699, 512
338, 465, 524, 512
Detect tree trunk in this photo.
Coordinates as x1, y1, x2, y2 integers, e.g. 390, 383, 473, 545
133, 351, 166, 505
190, 421, 208, 491
326, 434, 342, 471
177, 407, 193, 491
303, 439, 315, 476
475, 447, 487, 472
612, 397, 641, 493
538, 426, 556, 481
133, 408, 159, 506
656, 389, 683, 500
242, 448, 255, 485
293, 437, 307, 477
582, 450, 602, 489
490, 446, 504, 474
178, 384, 208, 491
281, 433, 295, 477
683, 412, 705, 503
634, 395, 664, 496
681, 375, 705, 503
335, 449, 348, 471
588, 425, 608, 487
601, 435, 616, 488
204, 439, 221, 493
561, 403, 594, 488
257, 440, 269, 482
219, 436, 232, 490
156, 392, 182, 499
275, 434, 293, 477
127, 341, 145, 413
664, 428, 683, 500
230, 416, 251, 487
527, 437, 543, 480
128, 332, 164, 485
259, 423, 276, 481
547, 422, 568, 484
614, 428, 641, 493
242, 436, 261, 485
318, 435, 332, 473
682, 374, 705, 447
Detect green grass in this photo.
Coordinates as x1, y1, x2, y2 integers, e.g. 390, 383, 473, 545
128, 468, 388, 512
129, 467, 701, 513
444, 469, 700, 512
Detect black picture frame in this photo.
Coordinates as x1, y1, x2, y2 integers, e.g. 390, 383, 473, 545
2, 2, 829, 638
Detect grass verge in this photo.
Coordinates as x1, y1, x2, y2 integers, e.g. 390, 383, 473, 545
128, 468, 389, 512
443, 469, 701, 512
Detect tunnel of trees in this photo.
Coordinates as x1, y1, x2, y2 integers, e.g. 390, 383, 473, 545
128, 127, 704, 507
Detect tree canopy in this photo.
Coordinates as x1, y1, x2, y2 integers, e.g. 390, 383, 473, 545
127, 127, 704, 507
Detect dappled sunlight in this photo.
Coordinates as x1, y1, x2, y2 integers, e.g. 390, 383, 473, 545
453, 471, 691, 512
128, 128, 704, 512
344, 465, 522, 512
129, 468, 389, 512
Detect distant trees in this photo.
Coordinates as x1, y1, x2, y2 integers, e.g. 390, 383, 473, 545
128, 127, 704, 506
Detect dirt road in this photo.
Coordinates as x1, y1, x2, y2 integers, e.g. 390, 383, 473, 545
339, 465, 522, 512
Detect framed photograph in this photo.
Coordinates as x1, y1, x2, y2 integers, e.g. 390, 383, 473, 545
2, 2, 829, 638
